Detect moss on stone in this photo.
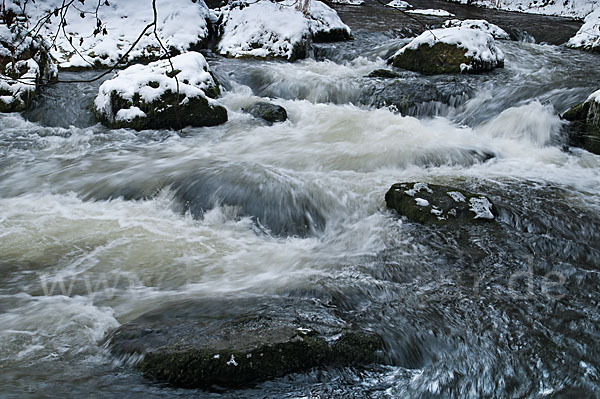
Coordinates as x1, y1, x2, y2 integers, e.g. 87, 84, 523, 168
392, 42, 503, 75
94, 89, 227, 131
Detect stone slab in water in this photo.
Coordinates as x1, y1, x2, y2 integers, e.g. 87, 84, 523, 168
385, 182, 497, 224
107, 296, 382, 388
243, 101, 288, 123
563, 95, 600, 155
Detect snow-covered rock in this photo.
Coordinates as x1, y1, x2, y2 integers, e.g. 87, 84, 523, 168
330, 0, 365, 5
217, 0, 351, 61
392, 27, 505, 74
563, 89, 600, 154
386, 0, 412, 9
567, 8, 600, 52
23, 0, 213, 69
443, 19, 510, 40
406, 9, 455, 17
442, 0, 598, 19
0, 20, 57, 112
93, 52, 227, 130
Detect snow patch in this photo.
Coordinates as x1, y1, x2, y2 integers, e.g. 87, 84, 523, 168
469, 197, 495, 219
588, 89, 600, 104
567, 8, 600, 52
443, 19, 510, 40
447, 191, 466, 202
226, 354, 239, 366
404, 182, 433, 197
116, 107, 146, 122
386, 0, 412, 9
406, 9, 455, 17
415, 198, 430, 207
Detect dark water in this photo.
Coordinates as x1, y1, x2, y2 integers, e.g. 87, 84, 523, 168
1, 7, 600, 399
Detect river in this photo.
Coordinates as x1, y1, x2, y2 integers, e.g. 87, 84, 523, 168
1, 4, 600, 398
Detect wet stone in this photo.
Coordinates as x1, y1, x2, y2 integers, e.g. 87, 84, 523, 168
243, 101, 288, 123
385, 182, 498, 224
107, 296, 382, 388
563, 94, 600, 155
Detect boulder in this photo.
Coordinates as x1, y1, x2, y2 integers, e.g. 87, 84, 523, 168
243, 101, 288, 123
0, 23, 57, 112
385, 182, 497, 224
392, 27, 504, 75
93, 52, 227, 130
107, 296, 382, 388
562, 90, 600, 154
217, 0, 351, 61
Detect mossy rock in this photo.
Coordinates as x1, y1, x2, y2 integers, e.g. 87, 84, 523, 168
0, 88, 34, 112
243, 101, 287, 123
385, 182, 498, 224
392, 42, 503, 75
107, 296, 382, 388
562, 97, 600, 155
94, 90, 227, 131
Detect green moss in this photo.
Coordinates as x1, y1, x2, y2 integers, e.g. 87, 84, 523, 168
563, 99, 600, 155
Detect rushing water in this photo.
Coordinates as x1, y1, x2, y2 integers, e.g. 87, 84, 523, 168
1, 28, 600, 398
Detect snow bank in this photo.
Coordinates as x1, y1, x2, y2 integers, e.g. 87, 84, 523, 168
443, 19, 510, 40
567, 8, 600, 51
406, 9, 455, 17
217, 0, 350, 60
23, 0, 212, 69
443, 0, 599, 19
395, 27, 504, 67
94, 52, 217, 123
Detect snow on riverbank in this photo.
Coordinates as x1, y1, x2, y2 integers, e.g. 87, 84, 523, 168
217, 0, 350, 60
567, 8, 600, 51
22, 0, 212, 69
443, 0, 598, 19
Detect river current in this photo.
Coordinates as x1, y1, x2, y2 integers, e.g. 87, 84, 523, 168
1, 20, 600, 399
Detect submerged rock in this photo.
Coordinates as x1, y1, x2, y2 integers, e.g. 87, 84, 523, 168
0, 22, 57, 112
391, 27, 504, 75
563, 90, 600, 154
367, 69, 401, 79
107, 296, 382, 388
385, 182, 497, 224
92, 52, 227, 130
217, 0, 351, 61
243, 101, 288, 123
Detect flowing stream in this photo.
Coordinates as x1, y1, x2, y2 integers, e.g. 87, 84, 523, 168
1, 24, 600, 398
